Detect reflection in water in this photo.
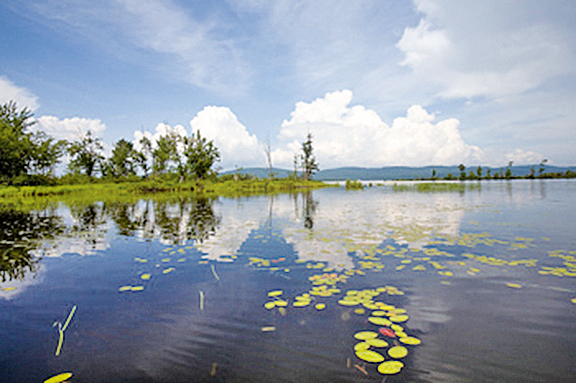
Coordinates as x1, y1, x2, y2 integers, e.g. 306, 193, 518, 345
0, 207, 63, 282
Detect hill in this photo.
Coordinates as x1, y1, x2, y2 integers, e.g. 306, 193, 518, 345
222, 165, 575, 181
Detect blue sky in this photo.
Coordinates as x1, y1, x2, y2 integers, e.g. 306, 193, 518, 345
1, 0, 575, 170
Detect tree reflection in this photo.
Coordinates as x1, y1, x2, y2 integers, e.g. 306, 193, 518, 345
108, 197, 220, 245
0, 207, 63, 281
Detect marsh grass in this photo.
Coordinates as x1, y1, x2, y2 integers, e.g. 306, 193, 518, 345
393, 182, 481, 193
0, 178, 333, 209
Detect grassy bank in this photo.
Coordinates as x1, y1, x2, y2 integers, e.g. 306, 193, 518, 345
0, 178, 333, 205
392, 182, 481, 193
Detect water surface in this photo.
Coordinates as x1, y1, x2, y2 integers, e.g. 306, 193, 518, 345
1, 180, 575, 382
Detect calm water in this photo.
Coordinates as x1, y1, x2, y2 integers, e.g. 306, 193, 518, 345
1, 180, 575, 382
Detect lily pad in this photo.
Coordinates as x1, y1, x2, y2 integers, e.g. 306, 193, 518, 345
366, 338, 389, 348
264, 301, 276, 310
140, 273, 151, 280
399, 336, 421, 345
354, 331, 379, 340
378, 360, 404, 374
44, 372, 73, 383
389, 315, 409, 323
354, 342, 371, 351
388, 346, 408, 358
315, 303, 326, 310
268, 290, 283, 297
369, 317, 392, 326
356, 349, 385, 363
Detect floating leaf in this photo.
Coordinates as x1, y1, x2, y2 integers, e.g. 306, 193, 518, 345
354, 342, 371, 351
268, 290, 283, 297
399, 336, 421, 345
131, 286, 144, 292
388, 346, 408, 358
371, 310, 386, 316
2, 287, 16, 291
506, 283, 522, 289
275, 300, 288, 307
354, 331, 378, 340
293, 300, 310, 307
315, 303, 326, 310
44, 372, 73, 383
278, 307, 287, 316
366, 338, 388, 348
264, 302, 276, 310
261, 326, 276, 332
118, 286, 132, 292
356, 350, 385, 363
163, 267, 175, 274
140, 274, 151, 280
391, 324, 404, 332
379, 328, 396, 337
389, 315, 409, 323
354, 308, 365, 314
378, 360, 404, 374
369, 317, 392, 326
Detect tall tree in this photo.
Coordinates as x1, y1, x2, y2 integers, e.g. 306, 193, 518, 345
107, 139, 136, 177
29, 131, 67, 176
458, 164, 466, 180
0, 101, 34, 182
300, 133, 318, 181
134, 135, 152, 178
67, 130, 104, 177
185, 130, 220, 180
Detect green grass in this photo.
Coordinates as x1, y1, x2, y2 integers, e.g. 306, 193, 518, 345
0, 178, 334, 208
392, 182, 481, 193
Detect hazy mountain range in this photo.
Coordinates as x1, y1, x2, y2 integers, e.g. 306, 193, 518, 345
222, 165, 575, 181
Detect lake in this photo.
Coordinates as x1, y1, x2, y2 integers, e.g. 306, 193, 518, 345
1, 180, 575, 382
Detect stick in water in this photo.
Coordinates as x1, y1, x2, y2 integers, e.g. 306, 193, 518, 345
210, 264, 220, 281
199, 290, 205, 311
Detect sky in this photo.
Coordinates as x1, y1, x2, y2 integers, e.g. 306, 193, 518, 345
1, 0, 575, 170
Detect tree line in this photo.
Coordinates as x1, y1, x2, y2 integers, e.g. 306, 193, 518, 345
429, 161, 575, 181
1, 101, 321, 186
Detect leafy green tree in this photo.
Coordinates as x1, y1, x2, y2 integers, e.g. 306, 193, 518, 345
152, 132, 180, 175
300, 133, 318, 181
29, 131, 67, 176
134, 136, 152, 178
486, 169, 491, 179
107, 139, 136, 178
0, 101, 35, 182
505, 161, 513, 180
458, 164, 466, 180
476, 165, 482, 179
185, 130, 220, 180
67, 130, 105, 177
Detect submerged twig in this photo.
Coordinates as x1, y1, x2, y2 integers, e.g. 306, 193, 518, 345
54, 305, 77, 356
210, 264, 220, 281
199, 290, 205, 311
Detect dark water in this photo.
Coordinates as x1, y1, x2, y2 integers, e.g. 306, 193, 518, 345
1, 180, 575, 382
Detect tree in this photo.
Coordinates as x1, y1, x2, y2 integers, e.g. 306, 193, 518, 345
505, 161, 513, 180
67, 130, 105, 177
134, 135, 152, 177
107, 139, 136, 178
476, 165, 483, 179
539, 159, 548, 177
184, 130, 220, 180
29, 131, 66, 176
458, 164, 466, 180
263, 136, 273, 179
300, 133, 318, 181
0, 101, 35, 182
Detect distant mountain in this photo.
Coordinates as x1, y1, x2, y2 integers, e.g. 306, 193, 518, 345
221, 165, 575, 181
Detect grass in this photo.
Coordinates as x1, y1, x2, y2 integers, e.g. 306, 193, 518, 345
392, 181, 481, 193
0, 178, 334, 208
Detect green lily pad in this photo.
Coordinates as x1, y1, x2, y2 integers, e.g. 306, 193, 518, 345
378, 360, 404, 374
354, 342, 371, 351
399, 336, 421, 345
369, 317, 393, 326
366, 338, 389, 348
356, 349, 385, 363
389, 315, 409, 323
354, 331, 378, 340
388, 346, 408, 358
44, 372, 73, 383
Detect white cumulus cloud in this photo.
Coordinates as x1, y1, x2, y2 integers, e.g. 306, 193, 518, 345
396, 0, 572, 99
0, 76, 39, 111
189, 106, 263, 169
35, 115, 106, 141
273, 90, 482, 168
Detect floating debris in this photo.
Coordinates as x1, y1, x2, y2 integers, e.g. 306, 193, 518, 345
261, 326, 276, 332
199, 290, 205, 311
506, 283, 522, 289
54, 305, 77, 356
